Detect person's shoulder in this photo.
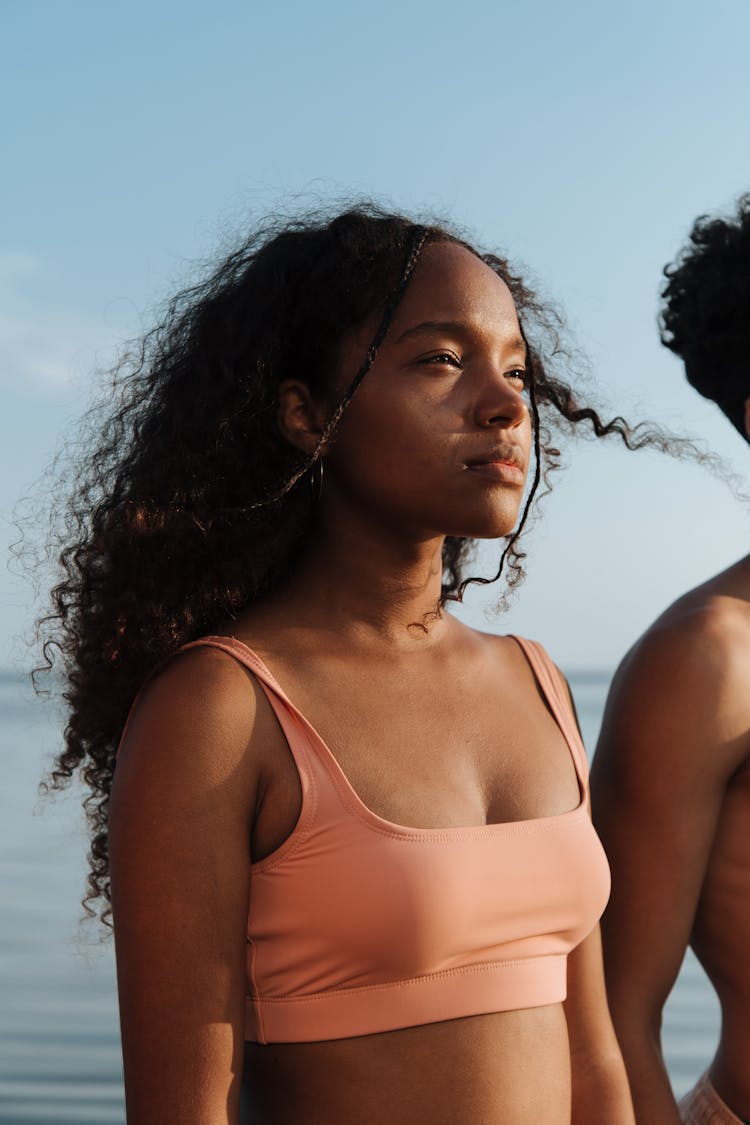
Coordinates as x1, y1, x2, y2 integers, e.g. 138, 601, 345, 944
468, 625, 545, 654
117, 641, 274, 783
618, 586, 750, 701
462, 625, 537, 666
479, 628, 564, 672
469, 627, 573, 697
600, 583, 750, 774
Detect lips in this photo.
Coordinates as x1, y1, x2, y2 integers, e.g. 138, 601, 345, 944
465, 446, 524, 472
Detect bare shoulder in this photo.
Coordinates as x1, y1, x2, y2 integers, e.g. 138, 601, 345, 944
638, 551, 750, 680
468, 625, 543, 657
471, 627, 575, 705
115, 644, 276, 806
477, 627, 566, 675
598, 587, 750, 780
463, 625, 537, 673
616, 590, 750, 710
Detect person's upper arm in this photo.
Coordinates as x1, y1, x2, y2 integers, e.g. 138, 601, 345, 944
534, 667, 633, 1119
564, 925, 634, 1123
590, 607, 746, 1041
109, 647, 270, 1124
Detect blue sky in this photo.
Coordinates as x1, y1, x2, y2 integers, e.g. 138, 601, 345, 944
2, 0, 749, 669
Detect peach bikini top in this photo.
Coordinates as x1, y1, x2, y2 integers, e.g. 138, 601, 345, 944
179, 635, 611, 1044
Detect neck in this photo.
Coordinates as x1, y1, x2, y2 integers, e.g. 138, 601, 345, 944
281, 505, 452, 648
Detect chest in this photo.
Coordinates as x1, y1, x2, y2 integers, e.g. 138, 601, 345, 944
265, 656, 582, 831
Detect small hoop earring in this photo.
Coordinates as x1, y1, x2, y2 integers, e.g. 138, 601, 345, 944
310, 459, 324, 503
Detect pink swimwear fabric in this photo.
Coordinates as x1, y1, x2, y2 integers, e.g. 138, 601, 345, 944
179, 634, 612, 1044
679, 1073, 749, 1124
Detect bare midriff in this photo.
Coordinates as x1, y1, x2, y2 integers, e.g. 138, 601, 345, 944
243, 1005, 571, 1125
692, 761, 750, 1119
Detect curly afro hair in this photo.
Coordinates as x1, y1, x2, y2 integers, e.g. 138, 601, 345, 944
32, 202, 682, 923
660, 193, 750, 441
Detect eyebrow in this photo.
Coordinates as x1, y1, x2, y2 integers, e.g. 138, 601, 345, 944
394, 319, 527, 353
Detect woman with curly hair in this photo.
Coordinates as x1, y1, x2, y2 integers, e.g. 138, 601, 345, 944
40, 204, 639, 1123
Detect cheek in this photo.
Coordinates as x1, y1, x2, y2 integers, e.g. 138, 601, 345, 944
329, 415, 420, 482
330, 382, 426, 459
325, 394, 449, 510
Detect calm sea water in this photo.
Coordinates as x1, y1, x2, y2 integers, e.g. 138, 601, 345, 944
0, 670, 720, 1123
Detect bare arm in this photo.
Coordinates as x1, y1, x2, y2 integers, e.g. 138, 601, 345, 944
590, 608, 747, 1123
564, 925, 634, 1124
557, 672, 633, 1122
109, 649, 269, 1124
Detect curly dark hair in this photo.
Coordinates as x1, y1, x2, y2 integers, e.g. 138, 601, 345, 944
31, 202, 682, 923
660, 193, 750, 440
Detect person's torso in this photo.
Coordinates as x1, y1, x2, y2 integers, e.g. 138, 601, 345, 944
184, 625, 609, 1124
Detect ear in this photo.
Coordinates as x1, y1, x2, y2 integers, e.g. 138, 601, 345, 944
745, 396, 750, 441
277, 380, 328, 455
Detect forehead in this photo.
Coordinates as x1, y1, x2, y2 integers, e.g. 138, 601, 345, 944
390, 241, 520, 337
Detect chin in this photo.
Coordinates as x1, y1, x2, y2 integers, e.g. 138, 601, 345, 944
443, 516, 522, 541
443, 502, 523, 541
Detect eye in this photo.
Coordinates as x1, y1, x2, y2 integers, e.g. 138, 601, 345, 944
506, 368, 528, 389
420, 351, 462, 368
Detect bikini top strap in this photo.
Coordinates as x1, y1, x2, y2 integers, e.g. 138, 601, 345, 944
508, 635, 590, 790
176, 636, 316, 780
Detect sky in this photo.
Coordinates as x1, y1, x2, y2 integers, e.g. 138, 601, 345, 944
2, 0, 749, 671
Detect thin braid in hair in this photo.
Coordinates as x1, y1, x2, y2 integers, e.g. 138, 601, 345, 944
317, 225, 430, 444
255, 225, 430, 506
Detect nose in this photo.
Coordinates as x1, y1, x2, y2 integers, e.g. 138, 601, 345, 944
474, 370, 529, 430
